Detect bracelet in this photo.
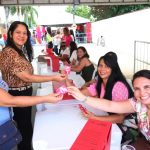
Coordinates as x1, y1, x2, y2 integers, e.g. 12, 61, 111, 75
82, 96, 89, 103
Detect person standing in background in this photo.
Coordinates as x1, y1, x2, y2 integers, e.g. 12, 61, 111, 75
0, 21, 66, 150
0, 34, 5, 50
53, 30, 62, 55
46, 27, 53, 48
36, 25, 42, 44
2, 33, 7, 45
41, 25, 46, 41
30, 31, 36, 45
62, 27, 72, 47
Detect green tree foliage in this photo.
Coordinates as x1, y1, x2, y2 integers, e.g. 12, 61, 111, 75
4, 6, 38, 28
66, 5, 94, 21
90, 4, 150, 21
66, 4, 150, 22
21, 6, 38, 28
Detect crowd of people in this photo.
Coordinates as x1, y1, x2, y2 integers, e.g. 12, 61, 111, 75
0, 21, 149, 150
39, 25, 95, 83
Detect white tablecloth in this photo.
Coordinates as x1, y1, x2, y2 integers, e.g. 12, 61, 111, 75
33, 100, 122, 150
34, 62, 122, 150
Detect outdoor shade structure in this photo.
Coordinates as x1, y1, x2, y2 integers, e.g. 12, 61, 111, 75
37, 8, 90, 26
0, 0, 150, 5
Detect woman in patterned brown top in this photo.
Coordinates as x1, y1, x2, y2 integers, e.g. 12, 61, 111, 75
0, 21, 65, 150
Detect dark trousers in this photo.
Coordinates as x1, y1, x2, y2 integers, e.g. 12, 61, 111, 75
54, 45, 59, 55
9, 87, 33, 150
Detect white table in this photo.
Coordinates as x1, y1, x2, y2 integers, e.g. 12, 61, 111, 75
34, 62, 122, 150
37, 61, 85, 89
33, 100, 122, 150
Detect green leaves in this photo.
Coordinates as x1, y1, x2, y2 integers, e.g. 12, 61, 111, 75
4, 5, 38, 28
66, 4, 150, 22
66, 5, 94, 21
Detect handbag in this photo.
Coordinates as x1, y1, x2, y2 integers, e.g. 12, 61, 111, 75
0, 108, 22, 150
118, 113, 140, 145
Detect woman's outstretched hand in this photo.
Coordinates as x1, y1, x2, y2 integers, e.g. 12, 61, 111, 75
46, 93, 63, 103
67, 86, 86, 101
81, 110, 95, 119
53, 74, 66, 82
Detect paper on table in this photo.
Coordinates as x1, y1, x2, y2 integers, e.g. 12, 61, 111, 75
70, 119, 112, 150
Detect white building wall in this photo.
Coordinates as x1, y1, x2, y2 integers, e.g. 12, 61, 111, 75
91, 8, 150, 77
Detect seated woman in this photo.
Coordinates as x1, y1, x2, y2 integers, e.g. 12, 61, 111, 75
68, 69, 150, 147
67, 52, 136, 144
71, 46, 95, 82
59, 42, 70, 62
81, 52, 116, 91
84, 53, 133, 116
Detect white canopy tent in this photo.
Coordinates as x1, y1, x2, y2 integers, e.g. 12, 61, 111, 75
37, 6, 90, 26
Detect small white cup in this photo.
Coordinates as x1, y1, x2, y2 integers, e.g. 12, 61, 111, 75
122, 145, 136, 150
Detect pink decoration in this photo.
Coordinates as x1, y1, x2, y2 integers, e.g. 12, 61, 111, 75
64, 66, 71, 75
56, 86, 68, 95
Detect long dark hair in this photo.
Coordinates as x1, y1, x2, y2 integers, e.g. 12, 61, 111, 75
63, 27, 70, 36
6, 21, 33, 62
77, 46, 89, 60
70, 41, 77, 57
70, 29, 75, 41
132, 69, 150, 85
47, 27, 52, 35
96, 54, 133, 100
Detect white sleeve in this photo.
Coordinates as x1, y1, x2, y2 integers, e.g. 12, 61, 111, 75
70, 51, 77, 62
63, 47, 70, 56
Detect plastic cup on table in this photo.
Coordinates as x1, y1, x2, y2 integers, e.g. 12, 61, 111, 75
122, 145, 136, 150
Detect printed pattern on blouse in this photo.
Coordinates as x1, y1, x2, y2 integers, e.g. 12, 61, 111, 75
130, 98, 150, 141
0, 47, 33, 87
